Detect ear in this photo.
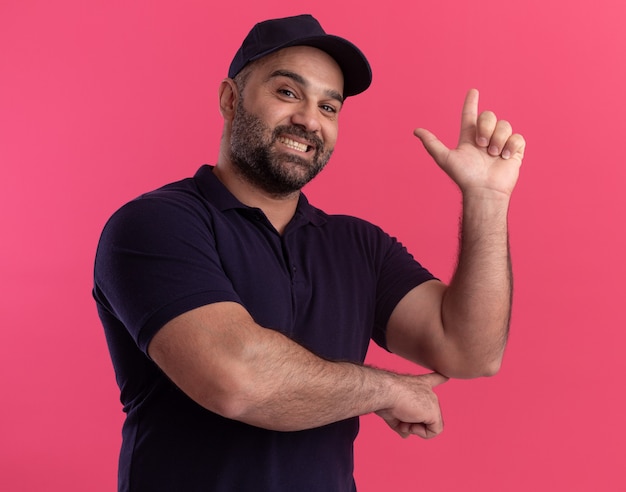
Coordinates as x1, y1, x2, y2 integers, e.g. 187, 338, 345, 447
218, 78, 239, 121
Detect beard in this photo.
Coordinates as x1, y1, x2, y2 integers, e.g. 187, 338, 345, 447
229, 100, 334, 196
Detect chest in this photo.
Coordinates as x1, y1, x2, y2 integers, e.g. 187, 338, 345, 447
213, 215, 379, 361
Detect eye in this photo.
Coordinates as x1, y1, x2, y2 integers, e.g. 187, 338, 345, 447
278, 88, 297, 98
320, 104, 337, 114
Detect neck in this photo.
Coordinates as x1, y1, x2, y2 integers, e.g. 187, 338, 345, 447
212, 162, 300, 235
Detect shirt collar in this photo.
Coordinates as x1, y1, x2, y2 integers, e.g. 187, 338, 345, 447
193, 165, 327, 228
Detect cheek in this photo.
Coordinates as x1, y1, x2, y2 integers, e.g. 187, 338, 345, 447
324, 128, 338, 149
323, 125, 338, 149
244, 100, 285, 129
259, 103, 293, 126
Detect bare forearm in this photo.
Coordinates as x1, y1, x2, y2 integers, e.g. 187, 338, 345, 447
150, 304, 426, 432
228, 324, 447, 439
441, 191, 512, 375
227, 326, 395, 431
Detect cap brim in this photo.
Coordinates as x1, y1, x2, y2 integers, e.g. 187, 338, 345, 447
249, 35, 372, 97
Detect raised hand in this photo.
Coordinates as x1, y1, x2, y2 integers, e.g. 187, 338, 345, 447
413, 89, 525, 198
375, 372, 448, 439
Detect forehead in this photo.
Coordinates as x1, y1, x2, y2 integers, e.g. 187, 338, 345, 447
249, 46, 344, 95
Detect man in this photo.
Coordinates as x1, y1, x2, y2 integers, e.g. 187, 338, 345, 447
94, 14, 525, 492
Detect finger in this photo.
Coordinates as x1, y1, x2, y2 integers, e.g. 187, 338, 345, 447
407, 423, 430, 439
413, 128, 450, 164
419, 372, 449, 388
409, 418, 444, 439
476, 110, 497, 149
393, 420, 440, 440
501, 133, 526, 161
382, 416, 410, 439
397, 421, 411, 438
458, 88, 480, 145
486, 119, 513, 157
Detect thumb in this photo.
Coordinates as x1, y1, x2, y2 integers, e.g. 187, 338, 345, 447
419, 372, 449, 388
413, 128, 450, 164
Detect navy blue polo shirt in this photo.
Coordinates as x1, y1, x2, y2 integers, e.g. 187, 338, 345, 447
94, 165, 435, 492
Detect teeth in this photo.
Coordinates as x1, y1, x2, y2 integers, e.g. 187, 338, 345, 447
278, 137, 308, 152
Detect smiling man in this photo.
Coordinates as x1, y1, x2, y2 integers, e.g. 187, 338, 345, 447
94, 14, 525, 492
223, 47, 341, 206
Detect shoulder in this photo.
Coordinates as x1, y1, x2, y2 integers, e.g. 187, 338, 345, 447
323, 212, 399, 249
120, 177, 206, 218
97, 176, 218, 260
107, 176, 211, 227
298, 205, 406, 267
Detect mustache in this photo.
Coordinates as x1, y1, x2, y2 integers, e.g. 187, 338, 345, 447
271, 125, 324, 151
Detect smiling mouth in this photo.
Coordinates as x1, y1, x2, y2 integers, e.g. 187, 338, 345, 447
277, 136, 312, 153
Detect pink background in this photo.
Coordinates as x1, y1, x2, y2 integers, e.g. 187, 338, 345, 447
2, 1, 625, 490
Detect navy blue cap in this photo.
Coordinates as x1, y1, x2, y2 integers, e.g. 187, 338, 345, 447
228, 14, 372, 97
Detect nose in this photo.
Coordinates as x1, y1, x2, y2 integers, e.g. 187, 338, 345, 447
290, 101, 322, 134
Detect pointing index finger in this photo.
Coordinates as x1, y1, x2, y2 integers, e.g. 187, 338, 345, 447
459, 88, 479, 145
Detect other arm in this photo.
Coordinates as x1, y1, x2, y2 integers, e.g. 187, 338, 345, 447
386, 89, 525, 378
149, 301, 447, 438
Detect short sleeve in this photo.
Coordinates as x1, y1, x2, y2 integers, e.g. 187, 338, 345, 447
93, 193, 241, 353
372, 232, 436, 350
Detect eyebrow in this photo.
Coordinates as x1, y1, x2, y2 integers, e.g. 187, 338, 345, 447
268, 69, 344, 105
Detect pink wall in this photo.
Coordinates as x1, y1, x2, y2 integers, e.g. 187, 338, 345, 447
2, 1, 625, 490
